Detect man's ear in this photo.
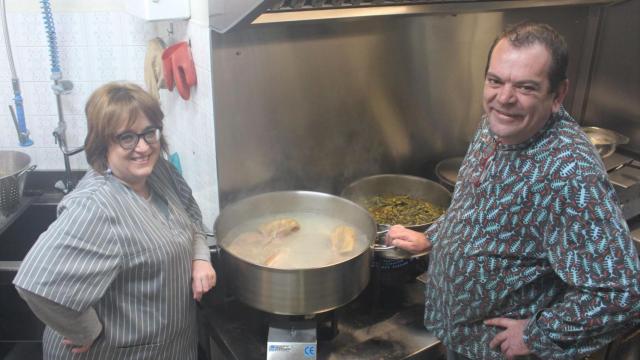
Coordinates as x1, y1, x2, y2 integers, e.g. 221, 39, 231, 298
552, 79, 569, 112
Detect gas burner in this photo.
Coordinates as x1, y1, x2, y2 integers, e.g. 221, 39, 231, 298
199, 279, 443, 360
265, 311, 339, 341
264, 311, 340, 359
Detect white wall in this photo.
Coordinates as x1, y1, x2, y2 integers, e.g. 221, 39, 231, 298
4, 0, 123, 12
0, 0, 219, 228
190, 0, 209, 25
155, 17, 220, 229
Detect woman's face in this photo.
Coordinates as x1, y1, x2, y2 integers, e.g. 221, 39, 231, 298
106, 113, 161, 191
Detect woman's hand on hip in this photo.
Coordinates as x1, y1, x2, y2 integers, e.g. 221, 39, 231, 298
62, 338, 94, 354
384, 225, 431, 253
192, 260, 217, 302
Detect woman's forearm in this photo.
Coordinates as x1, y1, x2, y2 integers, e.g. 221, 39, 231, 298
16, 286, 102, 346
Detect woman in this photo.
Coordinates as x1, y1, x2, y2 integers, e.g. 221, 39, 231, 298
13, 82, 216, 359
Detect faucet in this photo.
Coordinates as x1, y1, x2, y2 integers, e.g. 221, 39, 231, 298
8, 102, 32, 145
39, 0, 83, 194
51, 78, 83, 194
2, 0, 33, 147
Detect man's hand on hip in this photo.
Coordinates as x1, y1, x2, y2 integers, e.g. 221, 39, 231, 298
485, 317, 532, 360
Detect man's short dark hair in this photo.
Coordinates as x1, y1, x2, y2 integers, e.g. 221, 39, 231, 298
485, 21, 568, 93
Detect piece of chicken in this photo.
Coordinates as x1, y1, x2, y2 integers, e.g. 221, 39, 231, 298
263, 247, 291, 267
226, 232, 266, 258
330, 225, 356, 254
259, 218, 300, 239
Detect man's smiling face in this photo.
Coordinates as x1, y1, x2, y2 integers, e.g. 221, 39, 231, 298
483, 38, 566, 145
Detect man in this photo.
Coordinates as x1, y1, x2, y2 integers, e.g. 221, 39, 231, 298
386, 22, 640, 360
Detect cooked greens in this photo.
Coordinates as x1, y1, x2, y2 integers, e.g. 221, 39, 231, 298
365, 194, 445, 225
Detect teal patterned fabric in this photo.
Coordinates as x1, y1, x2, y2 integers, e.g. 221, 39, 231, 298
424, 108, 640, 359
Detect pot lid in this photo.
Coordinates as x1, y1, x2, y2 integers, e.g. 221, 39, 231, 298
435, 157, 463, 186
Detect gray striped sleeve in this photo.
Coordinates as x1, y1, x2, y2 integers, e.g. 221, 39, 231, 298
15, 286, 102, 346
13, 195, 121, 312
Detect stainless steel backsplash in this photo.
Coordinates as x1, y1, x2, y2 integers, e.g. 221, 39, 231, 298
211, 6, 597, 207
583, 0, 640, 153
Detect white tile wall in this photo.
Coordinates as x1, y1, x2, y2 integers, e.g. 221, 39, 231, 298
0, 51, 10, 82
53, 12, 87, 47
0, 10, 148, 162
157, 20, 220, 228
58, 46, 91, 81
6, 13, 47, 47
0, 8, 219, 227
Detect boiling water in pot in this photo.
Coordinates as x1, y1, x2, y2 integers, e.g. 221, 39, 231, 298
222, 212, 368, 269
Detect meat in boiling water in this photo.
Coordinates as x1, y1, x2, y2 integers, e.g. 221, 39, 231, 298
263, 248, 291, 267
226, 232, 266, 259
259, 218, 300, 239
257, 218, 299, 265
330, 225, 355, 254
226, 213, 364, 269
226, 230, 293, 266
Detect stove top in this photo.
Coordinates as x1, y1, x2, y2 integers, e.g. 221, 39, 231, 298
603, 150, 640, 219
198, 278, 443, 360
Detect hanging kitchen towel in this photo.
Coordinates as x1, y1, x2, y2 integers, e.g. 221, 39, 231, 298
162, 41, 197, 100
144, 37, 167, 100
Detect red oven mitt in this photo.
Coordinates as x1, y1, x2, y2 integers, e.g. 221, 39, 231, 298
162, 41, 197, 100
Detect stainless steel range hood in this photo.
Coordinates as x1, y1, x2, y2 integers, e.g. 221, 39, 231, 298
208, 0, 620, 33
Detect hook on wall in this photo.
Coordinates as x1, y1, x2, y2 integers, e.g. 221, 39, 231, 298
167, 22, 174, 43
165, 22, 191, 47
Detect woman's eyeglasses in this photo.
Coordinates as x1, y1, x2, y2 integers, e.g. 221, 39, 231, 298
115, 127, 161, 150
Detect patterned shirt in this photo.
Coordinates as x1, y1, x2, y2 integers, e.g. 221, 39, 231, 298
424, 108, 640, 359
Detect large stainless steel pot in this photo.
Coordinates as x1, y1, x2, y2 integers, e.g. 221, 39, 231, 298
214, 191, 376, 315
341, 174, 451, 259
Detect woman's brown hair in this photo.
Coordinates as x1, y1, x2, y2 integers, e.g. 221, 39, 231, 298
84, 82, 168, 172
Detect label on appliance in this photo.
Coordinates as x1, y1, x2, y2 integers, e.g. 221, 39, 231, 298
267, 321, 317, 360
267, 342, 316, 359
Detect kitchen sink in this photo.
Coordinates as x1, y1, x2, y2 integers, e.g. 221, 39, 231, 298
0, 197, 59, 360
0, 202, 57, 284
0, 203, 57, 258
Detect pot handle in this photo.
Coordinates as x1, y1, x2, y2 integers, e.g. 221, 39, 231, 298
371, 243, 396, 251
205, 232, 222, 257
16, 164, 37, 178
376, 223, 390, 237
373, 224, 396, 251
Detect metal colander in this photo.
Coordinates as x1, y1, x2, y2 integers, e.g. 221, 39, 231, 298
0, 151, 36, 215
